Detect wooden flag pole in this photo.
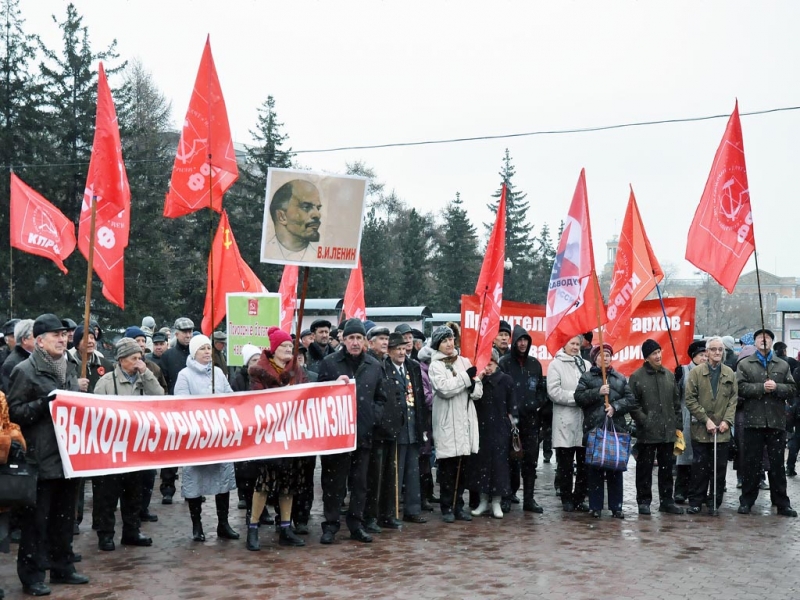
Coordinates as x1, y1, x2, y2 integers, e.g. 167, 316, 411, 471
81, 196, 98, 380
753, 248, 770, 377
654, 281, 680, 369
472, 285, 489, 362
293, 266, 311, 384
590, 269, 609, 408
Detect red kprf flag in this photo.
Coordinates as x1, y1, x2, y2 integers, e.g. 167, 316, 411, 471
278, 265, 299, 334
545, 169, 606, 356
10, 173, 77, 274
472, 184, 507, 373
78, 62, 130, 309
164, 36, 238, 218
603, 187, 664, 346
202, 210, 267, 335
343, 257, 366, 321
685, 101, 754, 293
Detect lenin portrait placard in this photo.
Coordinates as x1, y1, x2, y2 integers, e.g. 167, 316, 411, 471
260, 168, 367, 269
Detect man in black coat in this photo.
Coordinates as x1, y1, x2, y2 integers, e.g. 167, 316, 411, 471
156, 316, 194, 504
0, 319, 34, 393
499, 325, 546, 513
318, 318, 388, 545
306, 318, 335, 373
7, 314, 90, 596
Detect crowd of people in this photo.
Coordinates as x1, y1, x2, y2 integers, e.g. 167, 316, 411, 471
0, 312, 798, 597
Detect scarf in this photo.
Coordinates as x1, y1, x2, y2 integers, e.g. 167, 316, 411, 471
756, 350, 773, 369
35, 345, 68, 385
574, 355, 586, 374
269, 358, 285, 376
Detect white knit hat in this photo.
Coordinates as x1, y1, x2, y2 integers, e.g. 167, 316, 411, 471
241, 344, 262, 366
189, 334, 212, 358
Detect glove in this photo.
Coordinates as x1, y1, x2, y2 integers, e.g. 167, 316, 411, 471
674, 365, 684, 384
466, 366, 477, 380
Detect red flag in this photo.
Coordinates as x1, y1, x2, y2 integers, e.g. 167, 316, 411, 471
164, 36, 238, 218
202, 210, 267, 335
278, 265, 299, 333
545, 169, 606, 356
10, 173, 77, 274
472, 184, 506, 372
603, 187, 664, 346
685, 101, 754, 293
343, 257, 367, 321
78, 62, 130, 309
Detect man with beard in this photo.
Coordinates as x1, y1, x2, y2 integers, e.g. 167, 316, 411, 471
265, 179, 322, 262
499, 325, 546, 513
307, 319, 334, 373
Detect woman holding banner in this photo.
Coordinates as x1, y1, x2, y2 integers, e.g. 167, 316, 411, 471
574, 344, 636, 519
174, 335, 239, 543
245, 327, 308, 551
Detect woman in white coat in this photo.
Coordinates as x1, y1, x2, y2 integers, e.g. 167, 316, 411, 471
429, 326, 483, 523
547, 335, 591, 512
174, 335, 239, 543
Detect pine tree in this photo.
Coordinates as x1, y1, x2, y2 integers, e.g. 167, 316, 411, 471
433, 192, 482, 312
530, 222, 556, 304
485, 149, 538, 303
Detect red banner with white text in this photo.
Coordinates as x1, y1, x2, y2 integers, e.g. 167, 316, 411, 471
461, 296, 695, 377
49, 381, 356, 478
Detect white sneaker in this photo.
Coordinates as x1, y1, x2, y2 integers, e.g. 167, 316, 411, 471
472, 494, 490, 516
491, 496, 504, 519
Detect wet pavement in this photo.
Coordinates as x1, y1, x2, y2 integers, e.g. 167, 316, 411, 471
1, 454, 799, 599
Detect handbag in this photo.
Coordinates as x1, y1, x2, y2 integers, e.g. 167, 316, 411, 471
0, 441, 37, 508
585, 416, 631, 472
510, 425, 524, 460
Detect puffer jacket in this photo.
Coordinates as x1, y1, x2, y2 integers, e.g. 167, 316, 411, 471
574, 366, 636, 435
736, 351, 796, 429
7, 350, 80, 479
548, 349, 591, 448
628, 361, 681, 444
498, 325, 545, 419
174, 356, 233, 395
685, 362, 737, 443
430, 350, 482, 459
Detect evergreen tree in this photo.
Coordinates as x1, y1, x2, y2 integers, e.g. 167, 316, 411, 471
530, 222, 556, 304
433, 192, 481, 312
485, 149, 538, 303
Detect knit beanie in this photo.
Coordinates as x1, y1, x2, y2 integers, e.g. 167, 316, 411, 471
722, 335, 735, 351
72, 325, 93, 350
241, 343, 262, 366
431, 325, 455, 351
189, 334, 212, 358
267, 327, 292, 353
589, 343, 614, 365
642, 338, 661, 359
124, 326, 147, 340
115, 337, 142, 361
342, 318, 367, 338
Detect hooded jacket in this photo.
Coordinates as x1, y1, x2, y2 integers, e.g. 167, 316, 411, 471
429, 350, 482, 459
498, 325, 545, 418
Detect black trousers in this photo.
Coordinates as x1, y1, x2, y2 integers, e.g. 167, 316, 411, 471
365, 439, 397, 522
438, 455, 470, 515
321, 448, 370, 533
17, 478, 78, 586
674, 465, 692, 499
741, 427, 790, 509
292, 455, 316, 525
635, 442, 675, 505
92, 471, 144, 537
555, 447, 587, 505
159, 467, 178, 497
141, 469, 157, 513
689, 441, 729, 508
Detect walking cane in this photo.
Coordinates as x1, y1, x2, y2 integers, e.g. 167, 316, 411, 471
713, 428, 718, 516
395, 441, 400, 520
453, 456, 462, 512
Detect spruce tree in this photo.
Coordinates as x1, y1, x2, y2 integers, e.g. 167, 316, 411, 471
433, 192, 481, 312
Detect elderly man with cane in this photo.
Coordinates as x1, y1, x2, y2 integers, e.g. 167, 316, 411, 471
684, 336, 738, 515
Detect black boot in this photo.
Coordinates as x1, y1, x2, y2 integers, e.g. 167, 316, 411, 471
216, 493, 240, 540
523, 479, 543, 513
279, 526, 306, 547
188, 497, 205, 542
246, 525, 260, 551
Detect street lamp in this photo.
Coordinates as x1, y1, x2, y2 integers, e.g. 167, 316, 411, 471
504, 258, 513, 271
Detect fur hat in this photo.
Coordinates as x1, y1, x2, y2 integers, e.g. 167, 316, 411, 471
688, 339, 707, 359
431, 326, 455, 351
642, 338, 661, 359
268, 327, 293, 354
115, 337, 142, 361
189, 334, 212, 358
445, 321, 461, 347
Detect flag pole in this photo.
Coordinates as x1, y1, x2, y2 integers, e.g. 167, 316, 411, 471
8, 167, 13, 318
293, 266, 311, 384
208, 152, 216, 393
81, 196, 98, 380
753, 248, 770, 376
472, 285, 489, 362
654, 281, 680, 369
590, 269, 609, 408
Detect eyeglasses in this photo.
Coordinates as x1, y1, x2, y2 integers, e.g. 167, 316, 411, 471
706, 347, 724, 352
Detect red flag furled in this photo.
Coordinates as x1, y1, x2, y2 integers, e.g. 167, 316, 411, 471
78, 62, 130, 308
164, 36, 238, 218
342, 257, 367, 321
545, 169, 606, 356
202, 210, 267, 335
10, 173, 77, 274
472, 184, 507, 373
278, 265, 299, 333
603, 187, 664, 346
685, 101, 754, 293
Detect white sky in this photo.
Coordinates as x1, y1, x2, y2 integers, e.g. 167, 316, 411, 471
22, 1, 800, 279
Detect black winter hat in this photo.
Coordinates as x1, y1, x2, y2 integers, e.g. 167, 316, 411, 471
498, 320, 512, 335
688, 339, 707, 359
310, 318, 332, 332
753, 328, 775, 341
395, 324, 412, 334
32, 314, 67, 338
642, 338, 661, 359
431, 326, 454, 351
342, 318, 367, 337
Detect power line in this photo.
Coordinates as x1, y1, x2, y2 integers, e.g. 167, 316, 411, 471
3, 104, 800, 170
